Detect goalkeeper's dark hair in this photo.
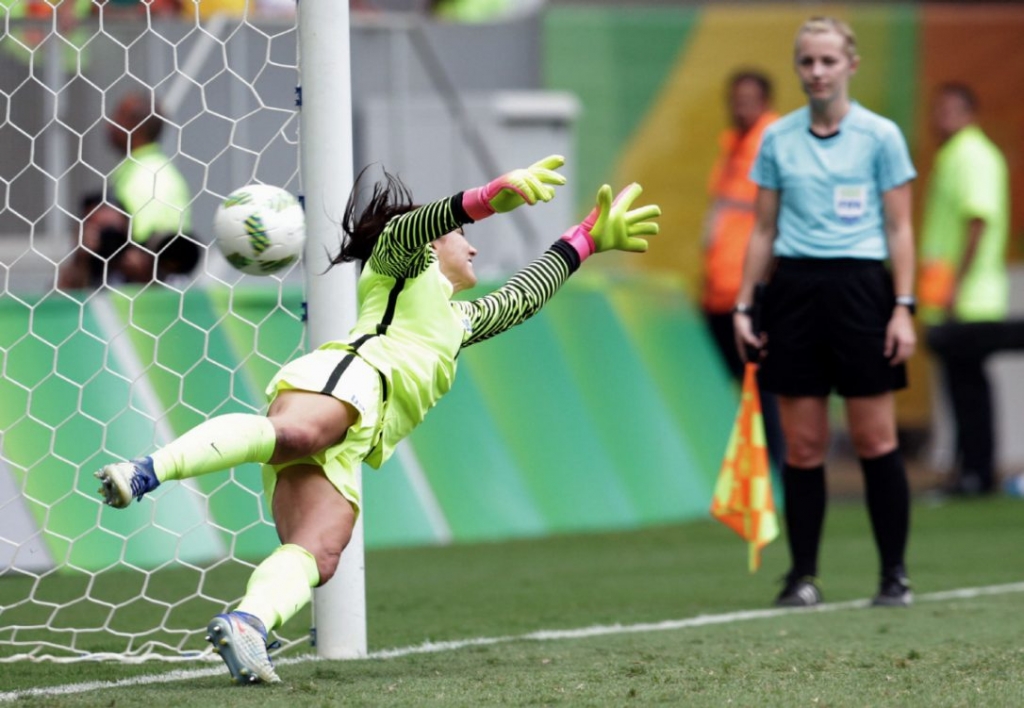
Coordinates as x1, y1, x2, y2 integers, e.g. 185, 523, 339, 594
331, 165, 416, 266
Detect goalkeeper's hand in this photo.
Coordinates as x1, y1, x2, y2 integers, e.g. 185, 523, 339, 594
560, 183, 661, 260
462, 154, 566, 221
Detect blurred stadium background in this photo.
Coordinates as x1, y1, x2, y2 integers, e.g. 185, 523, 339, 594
1, 0, 1022, 670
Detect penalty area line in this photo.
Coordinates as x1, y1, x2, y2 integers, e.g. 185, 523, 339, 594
3, 581, 1023, 702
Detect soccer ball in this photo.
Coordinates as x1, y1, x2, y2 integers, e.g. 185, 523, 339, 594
213, 184, 305, 275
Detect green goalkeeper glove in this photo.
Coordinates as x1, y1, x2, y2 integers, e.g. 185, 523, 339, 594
560, 183, 661, 260
462, 154, 566, 221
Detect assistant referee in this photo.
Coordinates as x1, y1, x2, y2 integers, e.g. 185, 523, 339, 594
733, 17, 917, 609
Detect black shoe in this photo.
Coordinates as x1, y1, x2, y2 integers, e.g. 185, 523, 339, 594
872, 574, 912, 607
774, 574, 822, 607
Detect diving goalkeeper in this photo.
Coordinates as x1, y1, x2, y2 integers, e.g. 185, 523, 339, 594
93, 155, 661, 685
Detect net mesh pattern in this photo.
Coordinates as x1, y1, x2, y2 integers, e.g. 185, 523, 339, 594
0, 1, 307, 662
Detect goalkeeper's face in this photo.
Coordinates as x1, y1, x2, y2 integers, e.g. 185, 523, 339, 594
433, 229, 478, 293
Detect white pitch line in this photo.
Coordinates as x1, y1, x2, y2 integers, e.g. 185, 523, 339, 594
2, 581, 1023, 702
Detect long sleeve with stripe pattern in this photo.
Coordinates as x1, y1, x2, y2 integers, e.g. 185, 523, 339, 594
368, 194, 471, 279
456, 239, 581, 348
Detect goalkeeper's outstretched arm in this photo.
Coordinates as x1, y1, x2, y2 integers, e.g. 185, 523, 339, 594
457, 182, 661, 347
332, 155, 567, 280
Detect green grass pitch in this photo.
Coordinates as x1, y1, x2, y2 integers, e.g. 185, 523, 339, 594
2, 496, 1023, 707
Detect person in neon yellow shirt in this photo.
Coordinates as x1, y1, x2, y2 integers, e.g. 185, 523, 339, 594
60, 91, 197, 288
430, 0, 511, 23
919, 83, 1010, 496
108, 92, 195, 280
93, 156, 662, 684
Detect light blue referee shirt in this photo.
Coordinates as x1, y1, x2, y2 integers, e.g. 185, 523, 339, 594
750, 102, 916, 260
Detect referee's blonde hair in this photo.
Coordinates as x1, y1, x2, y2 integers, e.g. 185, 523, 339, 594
795, 16, 859, 63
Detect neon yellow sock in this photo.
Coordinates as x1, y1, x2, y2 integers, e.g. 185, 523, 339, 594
236, 544, 321, 631
150, 413, 276, 482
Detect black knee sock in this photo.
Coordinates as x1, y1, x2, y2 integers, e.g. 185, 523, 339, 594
782, 463, 827, 578
861, 449, 910, 578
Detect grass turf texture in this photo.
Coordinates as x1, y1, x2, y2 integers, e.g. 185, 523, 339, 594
2, 496, 1022, 706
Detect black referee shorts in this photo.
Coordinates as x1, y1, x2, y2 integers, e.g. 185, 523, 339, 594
758, 257, 908, 398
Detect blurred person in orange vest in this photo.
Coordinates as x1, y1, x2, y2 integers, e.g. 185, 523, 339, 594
702, 69, 784, 471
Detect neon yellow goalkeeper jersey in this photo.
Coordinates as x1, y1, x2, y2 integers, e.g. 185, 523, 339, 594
320, 193, 580, 468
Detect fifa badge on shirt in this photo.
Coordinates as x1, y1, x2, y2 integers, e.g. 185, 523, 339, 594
834, 185, 868, 223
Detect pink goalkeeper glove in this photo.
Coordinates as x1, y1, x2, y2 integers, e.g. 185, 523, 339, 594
462, 154, 566, 221
560, 183, 661, 262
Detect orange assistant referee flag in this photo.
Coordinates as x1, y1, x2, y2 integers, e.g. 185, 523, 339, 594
711, 362, 779, 572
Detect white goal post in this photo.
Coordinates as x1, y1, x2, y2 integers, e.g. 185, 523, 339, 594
297, 1, 365, 660
0, 0, 363, 662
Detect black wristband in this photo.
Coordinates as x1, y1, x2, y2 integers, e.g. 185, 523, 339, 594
733, 303, 754, 316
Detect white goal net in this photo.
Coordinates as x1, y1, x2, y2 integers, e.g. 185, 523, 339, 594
0, 0, 310, 662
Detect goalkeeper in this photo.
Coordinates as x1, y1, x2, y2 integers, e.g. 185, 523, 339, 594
93, 154, 661, 685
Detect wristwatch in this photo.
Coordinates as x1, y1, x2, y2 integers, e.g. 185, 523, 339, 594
733, 303, 754, 316
895, 295, 916, 316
